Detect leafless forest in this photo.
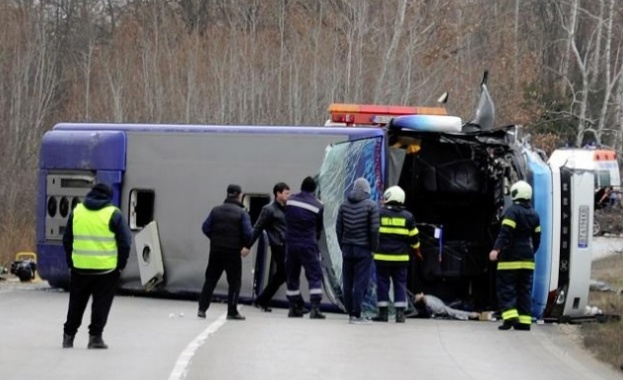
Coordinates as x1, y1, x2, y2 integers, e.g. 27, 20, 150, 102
1, 0, 623, 261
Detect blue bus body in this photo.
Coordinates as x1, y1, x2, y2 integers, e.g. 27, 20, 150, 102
38, 124, 385, 306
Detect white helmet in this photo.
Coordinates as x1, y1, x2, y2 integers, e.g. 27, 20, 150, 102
383, 186, 406, 204
510, 180, 532, 201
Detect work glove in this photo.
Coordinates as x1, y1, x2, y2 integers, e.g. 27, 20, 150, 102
414, 248, 423, 261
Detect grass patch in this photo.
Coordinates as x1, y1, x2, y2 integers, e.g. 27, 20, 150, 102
581, 253, 623, 371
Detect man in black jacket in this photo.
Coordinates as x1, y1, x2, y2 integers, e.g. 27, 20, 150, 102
62, 183, 132, 349
336, 177, 379, 324
198, 184, 252, 320
245, 182, 290, 312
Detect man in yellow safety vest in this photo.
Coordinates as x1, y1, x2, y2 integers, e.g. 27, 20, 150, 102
62, 183, 132, 349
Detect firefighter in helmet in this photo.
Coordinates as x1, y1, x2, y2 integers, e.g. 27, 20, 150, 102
489, 180, 541, 331
372, 186, 420, 323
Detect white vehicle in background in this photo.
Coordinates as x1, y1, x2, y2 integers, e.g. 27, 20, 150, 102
549, 148, 622, 236
549, 148, 620, 190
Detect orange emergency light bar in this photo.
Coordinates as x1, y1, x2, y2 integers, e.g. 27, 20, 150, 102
593, 150, 617, 161
328, 103, 447, 126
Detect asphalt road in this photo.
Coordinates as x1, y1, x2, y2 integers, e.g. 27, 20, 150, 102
0, 236, 621, 380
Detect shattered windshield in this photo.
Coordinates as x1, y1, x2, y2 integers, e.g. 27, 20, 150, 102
317, 136, 384, 314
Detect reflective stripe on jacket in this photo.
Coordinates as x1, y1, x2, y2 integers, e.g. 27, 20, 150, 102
493, 201, 541, 266
373, 205, 419, 262
72, 204, 118, 270
285, 191, 324, 247
497, 261, 536, 270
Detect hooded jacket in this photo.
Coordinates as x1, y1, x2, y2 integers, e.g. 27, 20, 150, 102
336, 178, 380, 251
63, 186, 132, 274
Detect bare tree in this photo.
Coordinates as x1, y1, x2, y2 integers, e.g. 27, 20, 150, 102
373, 0, 407, 103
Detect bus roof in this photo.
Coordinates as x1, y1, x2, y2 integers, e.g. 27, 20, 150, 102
52, 123, 385, 138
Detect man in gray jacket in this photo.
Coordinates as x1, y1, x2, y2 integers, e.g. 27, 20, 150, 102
336, 177, 379, 324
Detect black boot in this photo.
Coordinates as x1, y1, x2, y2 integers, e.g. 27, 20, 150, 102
288, 305, 304, 318
395, 308, 405, 323
253, 301, 272, 312
372, 307, 388, 322
296, 300, 310, 315
227, 313, 246, 320
62, 333, 74, 348
88, 335, 108, 349
309, 301, 326, 319
514, 323, 531, 331
498, 318, 517, 331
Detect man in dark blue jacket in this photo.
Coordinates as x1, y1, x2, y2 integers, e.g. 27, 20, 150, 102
489, 180, 541, 331
62, 183, 132, 349
245, 182, 290, 312
285, 176, 325, 319
198, 184, 252, 320
371, 186, 419, 323
336, 177, 379, 324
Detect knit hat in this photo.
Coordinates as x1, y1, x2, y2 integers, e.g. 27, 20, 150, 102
301, 176, 317, 192
353, 177, 371, 195
227, 184, 242, 197
90, 183, 113, 199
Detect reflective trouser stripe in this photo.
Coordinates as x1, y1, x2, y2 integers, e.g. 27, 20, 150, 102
518, 315, 532, 325
502, 308, 519, 321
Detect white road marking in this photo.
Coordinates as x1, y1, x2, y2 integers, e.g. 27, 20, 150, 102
167, 312, 228, 380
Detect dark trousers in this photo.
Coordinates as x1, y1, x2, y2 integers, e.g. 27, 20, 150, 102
198, 251, 242, 316
375, 262, 408, 308
256, 245, 286, 306
342, 245, 372, 318
63, 270, 120, 336
285, 244, 323, 305
497, 268, 533, 323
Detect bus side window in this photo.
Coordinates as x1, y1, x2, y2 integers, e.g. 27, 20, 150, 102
130, 189, 155, 230
243, 194, 271, 225
596, 170, 611, 188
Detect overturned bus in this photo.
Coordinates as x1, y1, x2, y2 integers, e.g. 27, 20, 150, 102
36, 78, 593, 322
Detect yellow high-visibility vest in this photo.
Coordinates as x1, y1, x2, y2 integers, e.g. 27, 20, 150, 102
72, 204, 118, 270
